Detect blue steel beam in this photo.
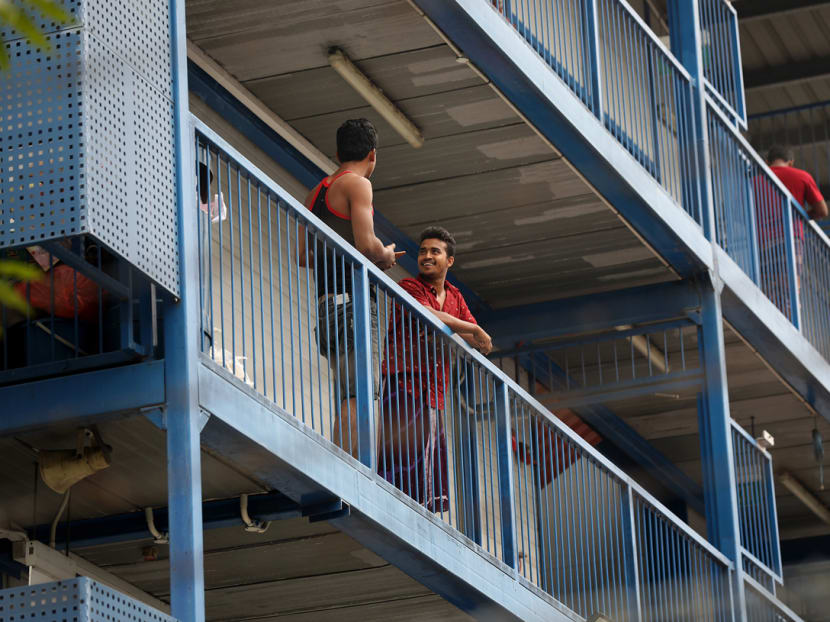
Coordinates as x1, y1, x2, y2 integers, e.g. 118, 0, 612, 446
505, 348, 706, 515
197, 362, 571, 622
167, 1, 206, 620
536, 370, 705, 411
0, 361, 165, 436
36, 492, 300, 550
697, 278, 747, 619
480, 280, 701, 344
412, 0, 712, 277
717, 247, 830, 420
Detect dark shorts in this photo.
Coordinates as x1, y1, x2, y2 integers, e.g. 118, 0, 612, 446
315, 294, 380, 401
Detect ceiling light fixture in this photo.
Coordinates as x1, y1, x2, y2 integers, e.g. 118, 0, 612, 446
328, 47, 424, 149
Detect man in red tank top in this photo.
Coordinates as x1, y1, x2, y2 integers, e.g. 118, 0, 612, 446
298, 119, 402, 459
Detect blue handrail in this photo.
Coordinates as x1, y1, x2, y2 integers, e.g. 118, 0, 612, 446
491, 0, 702, 226
731, 422, 782, 584
707, 97, 830, 357
698, 0, 746, 126
192, 113, 735, 621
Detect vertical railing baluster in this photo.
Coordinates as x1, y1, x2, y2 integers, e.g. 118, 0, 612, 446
583, 0, 603, 119
352, 264, 374, 468
496, 382, 517, 570
782, 198, 802, 329
621, 488, 643, 621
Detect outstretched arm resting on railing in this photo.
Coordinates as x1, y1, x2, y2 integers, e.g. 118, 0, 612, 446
423, 307, 492, 354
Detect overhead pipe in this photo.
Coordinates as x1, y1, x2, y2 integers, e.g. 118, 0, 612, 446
779, 472, 830, 526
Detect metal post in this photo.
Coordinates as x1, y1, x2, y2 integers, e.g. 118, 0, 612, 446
166, 0, 206, 620
352, 264, 375, 468
494, 381, 517, 569
696, 279, 746, 621
583, 0, 604, 120
667, 0, 717, 242
620, 487, 643, 621
782, 198, 803, 329
764, 458, 783, 578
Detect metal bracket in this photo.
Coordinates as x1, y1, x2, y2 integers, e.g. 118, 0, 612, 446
143, 408, 167, 430
40, 241, 131, 300
240, 494, 270, 533
300, 496, 349, 523
685, 309, 703, 325
144, 507, 168, 544
198, 410, 211, 432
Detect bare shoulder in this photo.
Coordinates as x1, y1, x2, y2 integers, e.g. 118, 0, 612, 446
342, 173, 373, 199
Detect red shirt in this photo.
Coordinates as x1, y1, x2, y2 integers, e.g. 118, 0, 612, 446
383, 275, 477, 409
770, 165, 824, 207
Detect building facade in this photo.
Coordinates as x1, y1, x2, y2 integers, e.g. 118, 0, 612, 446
1, 0, 827, 620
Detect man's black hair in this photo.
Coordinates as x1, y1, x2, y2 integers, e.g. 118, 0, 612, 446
337, 118, 378, 162
768, 145, 795, 164
420, 226, 456, 258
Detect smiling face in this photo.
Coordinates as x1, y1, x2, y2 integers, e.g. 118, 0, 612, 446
418, 237, 454, 280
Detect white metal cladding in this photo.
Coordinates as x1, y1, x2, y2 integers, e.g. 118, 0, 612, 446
0, 577, 177, 622
0, 0, 179, 295
0, 0, 172, 97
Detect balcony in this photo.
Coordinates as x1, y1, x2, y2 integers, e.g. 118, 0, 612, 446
1, 0, 827, 621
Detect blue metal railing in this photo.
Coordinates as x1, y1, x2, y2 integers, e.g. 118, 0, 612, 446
0, 241, 155, 383
792, 206, 830, 359
192, 115, 735, 621
492, 320, 701, 409
491, 0, 701, 225
489, 0, 830, 361
698, 0, 745, 126
707, 99, 830, 358
707, 102, 795, 320
747, 101, 830, 216
744, 576, 804, 622
731, 423, 782, 585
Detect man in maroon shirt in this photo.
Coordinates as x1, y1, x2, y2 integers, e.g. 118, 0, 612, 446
379, 226, 492, 511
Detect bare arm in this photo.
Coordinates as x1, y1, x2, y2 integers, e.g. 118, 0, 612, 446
347, 177, 397, 268
424, 308, 492, 354
297, 186, 317, 268
808, 199, 829, 221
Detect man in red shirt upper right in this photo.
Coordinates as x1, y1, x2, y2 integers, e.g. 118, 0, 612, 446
767, 145, 828, 222
754, 146, 829, 311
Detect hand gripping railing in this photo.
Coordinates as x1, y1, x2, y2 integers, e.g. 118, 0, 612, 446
192, 114, 734, 621
490, 0, 701, 225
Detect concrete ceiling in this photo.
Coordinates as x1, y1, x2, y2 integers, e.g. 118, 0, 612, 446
183, 0, 829, 542
186, 0, 674, 309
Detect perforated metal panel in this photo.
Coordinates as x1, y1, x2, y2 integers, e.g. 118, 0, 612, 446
0, 0, 171, 97
0, 577, 177, 622
0, 0, 179, 294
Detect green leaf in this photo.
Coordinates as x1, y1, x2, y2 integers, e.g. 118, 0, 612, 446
0, 0, 76, 71
25, 0, 74, 24
0, 279, 32, 314
0, 3, 49, 48
0, 259, 43, 282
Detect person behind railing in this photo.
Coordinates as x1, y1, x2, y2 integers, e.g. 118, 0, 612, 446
767, 145, 828, 223
379, 226, 492, 512
755, 145, 829, 306
297, 118, 403, 458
